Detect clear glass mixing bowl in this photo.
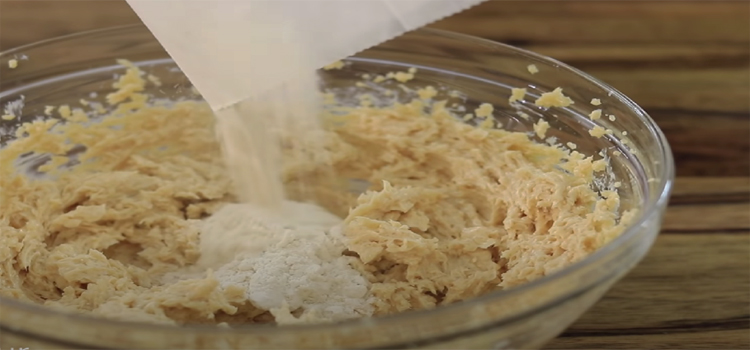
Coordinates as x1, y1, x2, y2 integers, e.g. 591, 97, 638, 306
0, 25, 674, 349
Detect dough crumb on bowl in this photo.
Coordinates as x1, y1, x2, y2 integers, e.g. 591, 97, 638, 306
147, 74, 162, 87
527, 64, 539, 74
8, 59, 18, 69
394, 71, 415, 83
0, 60, 633, 327
589, 109, 602, 120
369, 68, 418, 84
475, 103, 494, 118
534, 119, 550, 138
589, 125, 613, 138
535, 88, 574, 108
417, 86, 438, 100
509, 88, 527, 103
323, 60, 346, 70
57, 104, 71, 119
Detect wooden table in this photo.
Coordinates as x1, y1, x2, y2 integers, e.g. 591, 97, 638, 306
1, 1, 748, 349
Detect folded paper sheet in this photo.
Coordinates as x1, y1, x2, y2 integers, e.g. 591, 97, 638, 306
126, 0, 486, 110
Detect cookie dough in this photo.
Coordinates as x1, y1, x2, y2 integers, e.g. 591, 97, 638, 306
0, 62, 632, 325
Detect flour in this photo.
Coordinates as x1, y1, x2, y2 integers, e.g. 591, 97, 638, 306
174, 201, 373, 324
210, 18, 326, 211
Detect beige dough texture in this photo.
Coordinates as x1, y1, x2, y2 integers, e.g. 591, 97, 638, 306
0, 63, 632, 325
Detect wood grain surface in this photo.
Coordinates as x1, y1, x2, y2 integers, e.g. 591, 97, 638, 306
1, 1, 748, 349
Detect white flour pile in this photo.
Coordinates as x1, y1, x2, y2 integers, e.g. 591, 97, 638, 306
163, 202, 373, 323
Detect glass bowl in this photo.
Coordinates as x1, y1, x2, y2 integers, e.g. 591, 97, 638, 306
0, 24, 674, 349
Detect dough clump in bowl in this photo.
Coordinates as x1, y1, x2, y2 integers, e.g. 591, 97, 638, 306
0, 61, 634, 325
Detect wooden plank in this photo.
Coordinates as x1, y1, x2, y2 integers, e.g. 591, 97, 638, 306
651, 111, 750, 177
436, 17, 749, 45
432, 1, 750, 45
447, 1, 748, 18
522, 44, 750, 70
671, 177, 750, 204
549, 329, 750, 349
587, 68, 750, 113
0, 0, 139, 51
663, 204, 750, 232
662, 204, 750, 233
663, 178, 750, 232
547, 233, 750, 349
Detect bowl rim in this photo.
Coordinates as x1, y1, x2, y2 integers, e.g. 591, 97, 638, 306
0, 23, 675, 340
